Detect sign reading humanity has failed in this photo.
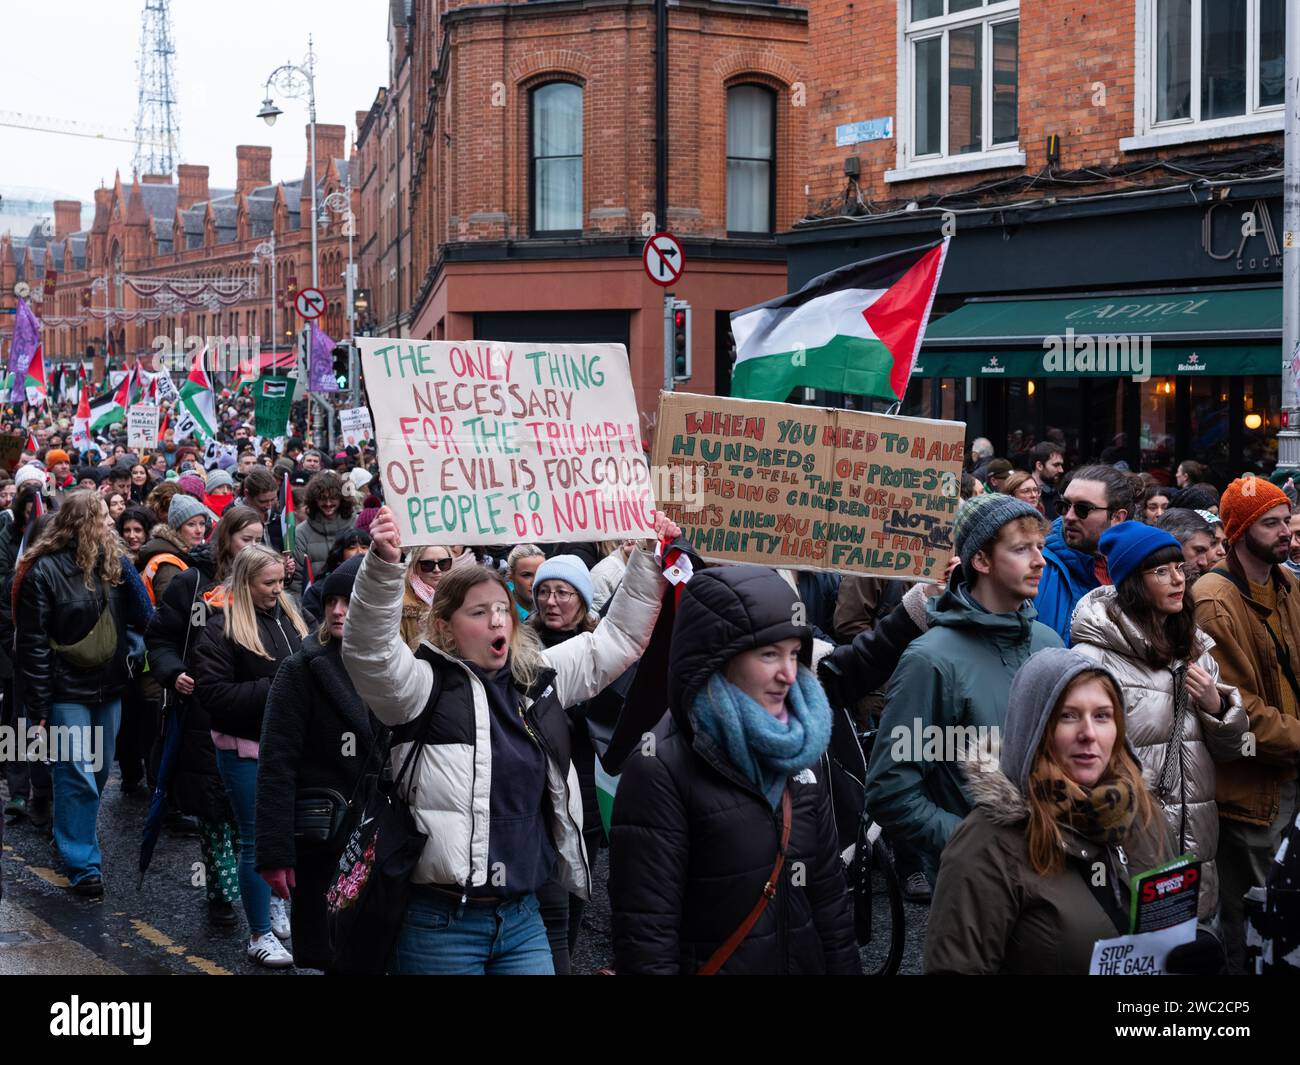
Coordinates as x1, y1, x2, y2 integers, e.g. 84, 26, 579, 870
651, 392, 964, 580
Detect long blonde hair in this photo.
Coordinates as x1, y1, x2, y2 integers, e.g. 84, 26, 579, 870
224, 543, 308, 659
23, 489, 123, 589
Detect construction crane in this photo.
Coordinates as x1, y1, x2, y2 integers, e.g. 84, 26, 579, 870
0, 110, 163, 147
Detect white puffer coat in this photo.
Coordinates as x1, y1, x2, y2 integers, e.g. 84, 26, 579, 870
1070, 586, 1248, 925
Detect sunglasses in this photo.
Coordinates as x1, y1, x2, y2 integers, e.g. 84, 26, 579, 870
1056, 498, 1113, 521
418, 557, 453, 574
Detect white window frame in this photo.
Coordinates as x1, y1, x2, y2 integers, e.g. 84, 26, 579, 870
1122, 0, 1284, 151
888, 0, 1025, 184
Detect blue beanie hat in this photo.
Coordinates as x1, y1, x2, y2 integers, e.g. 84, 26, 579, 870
1099, 520, 1182, 588
534, 554, 594, 612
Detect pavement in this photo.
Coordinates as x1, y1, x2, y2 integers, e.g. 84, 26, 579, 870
2, 771, 928, 975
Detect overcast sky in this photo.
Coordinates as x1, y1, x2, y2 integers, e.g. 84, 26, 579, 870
1, 1, 390, 218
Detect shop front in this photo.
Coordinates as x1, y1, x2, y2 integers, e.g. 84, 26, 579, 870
777, 179, 1285, 481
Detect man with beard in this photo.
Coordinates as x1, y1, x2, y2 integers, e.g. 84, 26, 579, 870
1287, 505, 1300, 579
1157, 507, 1215, 588
1036, 465, 1132, 644
1193, 476, 1300, 971
1029, 441, 1065, 516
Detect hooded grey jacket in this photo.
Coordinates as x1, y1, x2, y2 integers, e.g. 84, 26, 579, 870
341, 546, 664, 894
1069, 586, 1247, 924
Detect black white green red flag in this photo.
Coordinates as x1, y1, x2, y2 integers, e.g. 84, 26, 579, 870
730, 239, 948, 404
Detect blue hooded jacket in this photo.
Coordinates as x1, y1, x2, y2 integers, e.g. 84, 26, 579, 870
1036, 517, 1101, 645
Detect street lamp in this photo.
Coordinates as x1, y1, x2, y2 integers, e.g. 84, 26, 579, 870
251, 234, 276, 374
258, 39, 323, 443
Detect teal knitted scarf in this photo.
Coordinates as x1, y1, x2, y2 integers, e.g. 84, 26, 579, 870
690, 666, 832, 809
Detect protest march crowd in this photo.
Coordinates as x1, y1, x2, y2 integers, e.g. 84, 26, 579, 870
1, 377, 1299, 977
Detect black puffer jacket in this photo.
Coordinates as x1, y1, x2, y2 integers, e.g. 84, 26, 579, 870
609, 565, 859, 975
16, 549, 154, 717
144, 548, 228, 822
255, 632, 380, 871
193, 604, 304, 743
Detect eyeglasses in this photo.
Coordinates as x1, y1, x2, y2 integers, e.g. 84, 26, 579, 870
1145, 562, 1187, 584
1057, 498, 1113, 521
417, 557, 453, 574
536, 587, 576, 604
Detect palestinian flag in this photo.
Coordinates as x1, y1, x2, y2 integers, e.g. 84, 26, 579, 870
89, 373, 131, 431
71, 381, 92, 451
25, 430, 37, 453
730, 239, 949, 404
24, 346, 46, 407
177, 348, 217, 442
279, 469, 297, 555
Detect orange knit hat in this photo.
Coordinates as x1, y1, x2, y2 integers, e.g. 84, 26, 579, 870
1219, 476, 1289, 545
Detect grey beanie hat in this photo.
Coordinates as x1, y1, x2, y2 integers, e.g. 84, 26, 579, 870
1000, 647, 1138, 794
951, 491, 1043, 575
204, 469, 235, 493
168, 493, 215, 531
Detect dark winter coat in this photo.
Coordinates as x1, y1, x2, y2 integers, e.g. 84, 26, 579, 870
144, 550, 229, 822
193, 604, 305, 743
924, 752, 1168, 974
137, 525, 193, 605
16, 549, 154, 717
610, 565, 859, 975
255, 632, 380, 872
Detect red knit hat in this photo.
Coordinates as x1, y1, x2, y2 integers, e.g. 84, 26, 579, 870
1219, 476, 1289, 545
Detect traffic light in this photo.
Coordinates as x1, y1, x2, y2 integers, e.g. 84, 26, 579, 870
671, 299, 691, 381
332, 344, 350, 389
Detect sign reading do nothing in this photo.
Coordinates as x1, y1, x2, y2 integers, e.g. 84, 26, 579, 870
358, 338, 656, 546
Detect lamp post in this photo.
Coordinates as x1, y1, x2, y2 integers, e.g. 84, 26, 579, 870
322, 166, 357, 409
258, 39, 325, 445
251, 234, 276, 376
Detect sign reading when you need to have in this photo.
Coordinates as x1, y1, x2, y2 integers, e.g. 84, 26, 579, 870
652, 392, 965, 580
357, 338, 657, 546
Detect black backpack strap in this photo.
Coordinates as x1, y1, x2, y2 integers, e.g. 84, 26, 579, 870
1209, 566, 1300, 706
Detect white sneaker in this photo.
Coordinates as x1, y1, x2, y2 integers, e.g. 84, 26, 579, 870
269, 896, 291, 941
247, 932, 294, 969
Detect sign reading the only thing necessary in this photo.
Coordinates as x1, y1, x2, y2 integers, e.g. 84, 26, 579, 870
358, 338, 657, 546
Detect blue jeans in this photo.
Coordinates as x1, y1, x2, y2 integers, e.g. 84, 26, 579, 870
49, 699, 120, 885
214, 748, 270, 936
389, 891, 554, 975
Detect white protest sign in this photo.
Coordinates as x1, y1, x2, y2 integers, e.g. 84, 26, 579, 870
153, 370, 180, 406
357, 338, 656, 546
1089, 918, 1196, 976
339, 406, 373, 447
127, 404, 160, 450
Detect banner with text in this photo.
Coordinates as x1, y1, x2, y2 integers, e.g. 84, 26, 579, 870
358, 338, 656, 546
651, 392, 964, 580
127, 404, 160, 450
339, 406, 373, 447
253, 375, 295, 442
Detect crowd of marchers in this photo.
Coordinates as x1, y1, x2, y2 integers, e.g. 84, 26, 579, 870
2, 412, 1298, 975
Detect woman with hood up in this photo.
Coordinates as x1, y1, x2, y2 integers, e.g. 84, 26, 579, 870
608, 564, 860, 975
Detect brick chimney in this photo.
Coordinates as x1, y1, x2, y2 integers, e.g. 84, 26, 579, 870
309, 123, 347, 179
236, 145, 272, 198
53, 200, 82, 239
141, 174, 171, 184
177, 164, 209, 210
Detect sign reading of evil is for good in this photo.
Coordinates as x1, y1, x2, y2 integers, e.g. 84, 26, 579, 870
652, 392, 965, 580
357, 338, 657, 546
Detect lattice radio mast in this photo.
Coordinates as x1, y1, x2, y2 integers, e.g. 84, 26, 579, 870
132, 0, 180, 177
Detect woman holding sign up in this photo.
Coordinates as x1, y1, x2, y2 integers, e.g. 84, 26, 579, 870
341, 506, 674, 975
923, 649, 1171, 974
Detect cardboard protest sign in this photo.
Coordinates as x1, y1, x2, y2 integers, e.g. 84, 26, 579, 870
357, 338, 656, 546
651, 392, 964, 580
253, 375, 295, 442
127, 404, 160, 450
0, 432, 25, 474
339, 406, 373, 447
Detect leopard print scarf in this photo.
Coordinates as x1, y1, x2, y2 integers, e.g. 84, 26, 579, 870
1029, 756, 1139, 847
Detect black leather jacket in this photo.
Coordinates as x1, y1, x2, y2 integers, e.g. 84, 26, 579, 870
16, 549, 153, 717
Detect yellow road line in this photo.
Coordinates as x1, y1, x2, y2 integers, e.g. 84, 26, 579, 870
27, 866, 70, 888
129, 918, 232, 976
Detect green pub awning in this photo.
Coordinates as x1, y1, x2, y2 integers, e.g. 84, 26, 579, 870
916, 286, 1281, 379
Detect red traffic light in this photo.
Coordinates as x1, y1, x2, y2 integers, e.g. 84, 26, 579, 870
674, 309, 686, 328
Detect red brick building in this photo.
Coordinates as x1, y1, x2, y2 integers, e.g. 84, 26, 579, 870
381, 0, 811, 429
785, 0, 1285, 482
2, 125, 359, 382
